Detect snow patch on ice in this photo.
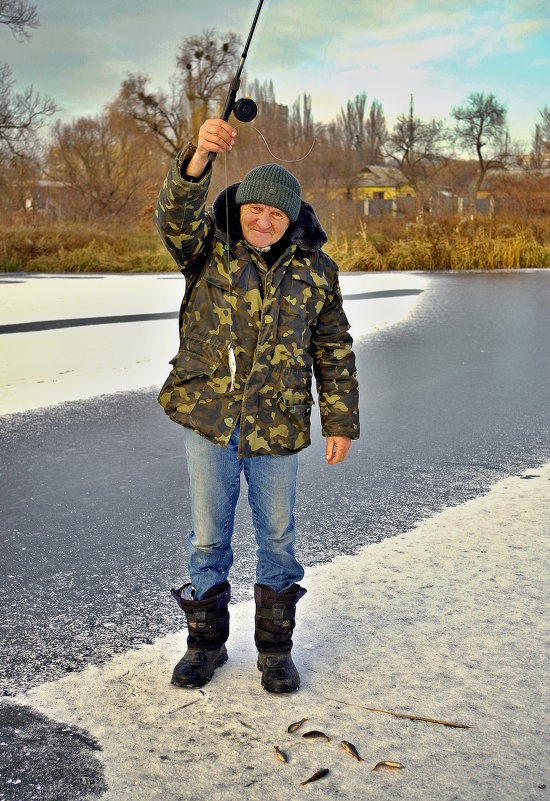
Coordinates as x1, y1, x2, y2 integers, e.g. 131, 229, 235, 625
0, 272, 426, 415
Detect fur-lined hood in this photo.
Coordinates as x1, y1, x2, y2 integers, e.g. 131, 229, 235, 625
211, 182, 328, 252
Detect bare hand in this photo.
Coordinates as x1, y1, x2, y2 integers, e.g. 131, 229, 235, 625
325, 436, 352, 465
186, 118, 237, 177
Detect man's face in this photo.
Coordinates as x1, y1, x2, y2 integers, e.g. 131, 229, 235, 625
239, 203, 290, 249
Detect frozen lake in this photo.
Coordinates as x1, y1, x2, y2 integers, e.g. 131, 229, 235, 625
1, 269, 550, 695
0, 271, 426, 414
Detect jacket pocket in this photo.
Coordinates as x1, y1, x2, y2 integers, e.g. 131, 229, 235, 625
278, 368, 314, 426
278, 387, 314, 413
273, 387, 314, 451
158, 345, 218, 417
171, 347, 217, 378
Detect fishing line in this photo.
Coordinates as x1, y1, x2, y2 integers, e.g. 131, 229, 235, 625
234, 123, 316, 163
221, 122, 315, 393
223, 148, 232, 333
206, 0, 313, 393
223, 148, 236, 392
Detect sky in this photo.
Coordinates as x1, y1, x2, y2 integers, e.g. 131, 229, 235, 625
2, 0, 550, 148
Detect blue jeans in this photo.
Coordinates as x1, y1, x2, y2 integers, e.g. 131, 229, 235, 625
182, 423, 304, 600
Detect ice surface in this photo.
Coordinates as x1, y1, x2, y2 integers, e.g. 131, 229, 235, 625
0, 272, 427, 415
19, 464, 550, 800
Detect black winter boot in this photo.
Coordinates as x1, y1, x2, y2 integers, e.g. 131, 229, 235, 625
170, 581, 230, 688
254, 583, 306, 693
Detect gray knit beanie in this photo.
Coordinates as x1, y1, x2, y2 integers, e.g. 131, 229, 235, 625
235, 163, 301, 222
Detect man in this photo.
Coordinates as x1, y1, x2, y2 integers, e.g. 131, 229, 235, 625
155, 118, 359, 693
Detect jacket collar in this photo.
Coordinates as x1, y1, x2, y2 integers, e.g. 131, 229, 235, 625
212, 182, 328, 252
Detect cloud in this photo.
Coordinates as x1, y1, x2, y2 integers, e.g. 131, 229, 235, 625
249, 0, 548, 81
248, 0, 474, 68
1, 0, 547, 142
464, 17, 548, 65
332, 34, 464, 73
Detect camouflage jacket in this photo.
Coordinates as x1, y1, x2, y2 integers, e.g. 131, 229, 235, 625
155, 144, 359, 458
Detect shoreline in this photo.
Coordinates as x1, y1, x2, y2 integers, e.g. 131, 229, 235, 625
12, 462, 550, 800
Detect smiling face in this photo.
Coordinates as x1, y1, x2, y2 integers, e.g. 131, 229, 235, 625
239, 203, 290, 249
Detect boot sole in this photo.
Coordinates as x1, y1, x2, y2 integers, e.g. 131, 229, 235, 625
261, 680, 300, 693
171, 652, 228, 689
256, 659, 300, 693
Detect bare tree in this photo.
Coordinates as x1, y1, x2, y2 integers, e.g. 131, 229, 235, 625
0, 147, 38, 219
333, 92, 368, 199
117, 73, 191, 158
336, 94, 388, 171
0, 0, 38, 40
488, 170, 550, 217
337, 92, 367, 162
47, 109, 164, 222
530, 105, 550, 169
247, 78, 276, 107
290, 93, 314, 144
116, 30, 241, 158
287, 93, 328, 192
177, 29, 241, 133
532, 124, 543, 168
386, 95, 448, 212
451, 91, 508, 208
539, 104, 550, 141
0, 62, 56, 155
365, 99, 387, 165
0, 1, 57, 156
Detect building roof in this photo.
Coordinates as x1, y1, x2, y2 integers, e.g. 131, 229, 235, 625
357, 165, 408, 188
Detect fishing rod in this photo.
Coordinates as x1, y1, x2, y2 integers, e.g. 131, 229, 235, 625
209, 0, 265, 162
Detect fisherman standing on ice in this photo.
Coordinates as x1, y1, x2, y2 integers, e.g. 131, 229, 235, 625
155, 117, 359, 693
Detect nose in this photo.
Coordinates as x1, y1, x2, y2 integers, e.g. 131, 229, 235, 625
256, 210, 272, 229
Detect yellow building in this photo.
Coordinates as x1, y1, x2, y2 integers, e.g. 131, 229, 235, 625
356, 166, 414, 200
352, 166, 416, 216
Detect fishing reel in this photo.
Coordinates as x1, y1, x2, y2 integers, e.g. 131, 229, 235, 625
209, 0, 264, 162
209, 88, 258, 162
233, 96, 257, 123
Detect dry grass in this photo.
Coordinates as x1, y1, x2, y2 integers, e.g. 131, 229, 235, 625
2, 214, 550, 273
325, 213, 550, 271
0, 223, 175, 273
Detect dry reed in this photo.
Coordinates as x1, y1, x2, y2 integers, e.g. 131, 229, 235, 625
2, 214, 550, 273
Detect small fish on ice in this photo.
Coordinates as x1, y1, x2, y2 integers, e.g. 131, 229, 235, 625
372, 760, 405, 771
273, 745, 288, 763
302, 730, 331, 742
288, 717, 308, 733
300, 768, 330, 786
341, 740, 364, 762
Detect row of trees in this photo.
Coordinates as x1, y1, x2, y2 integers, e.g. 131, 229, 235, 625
1, 2, 55, 155
2, 2, 550, 224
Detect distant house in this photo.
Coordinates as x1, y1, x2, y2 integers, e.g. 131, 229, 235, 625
356, 166, 413, 199
356, 164, 506, 217
24, 179, 66, 216
356, 166, 416, 216
514, 141, 550, 169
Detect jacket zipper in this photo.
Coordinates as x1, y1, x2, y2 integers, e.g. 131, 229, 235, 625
238, 267, 274, 456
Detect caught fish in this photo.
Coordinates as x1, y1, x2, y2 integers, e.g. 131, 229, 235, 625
341, 740, 364, 762
273, 745, 288, 763
372, 760, 405, 771
302, 730, 331, 742
288, 717, 309, 733
300, 768, 330, 786
227, 343, 236, 392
